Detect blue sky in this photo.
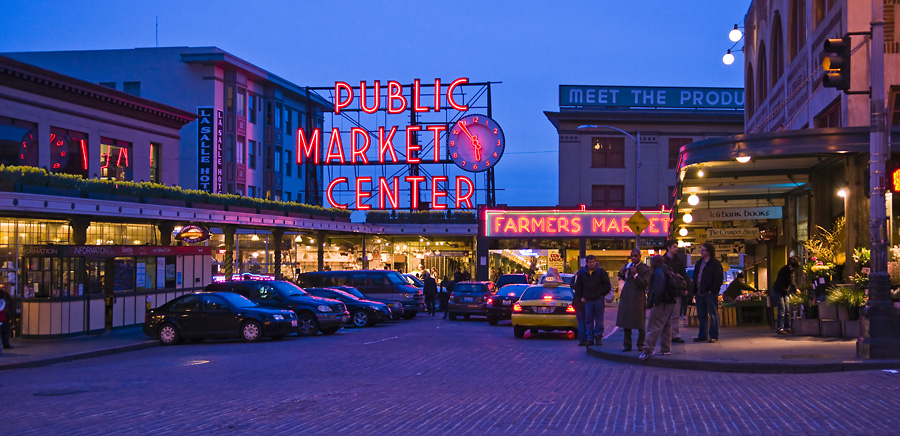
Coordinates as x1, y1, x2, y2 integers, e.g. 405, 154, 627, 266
0, 0, 750, 207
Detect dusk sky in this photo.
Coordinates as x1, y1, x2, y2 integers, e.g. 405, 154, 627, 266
1, 0, 750, 207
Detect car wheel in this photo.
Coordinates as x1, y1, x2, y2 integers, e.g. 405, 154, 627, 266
241, 320, 262, 342
514, 326, 526, 338
320, 327, 341, 335
402, 311, 417, 320
352, 310, 370, 327
488, 317, 499, 326
158, 323, 181, 345
296, 313, 320, 337
449, 313, 457, 320
464, 314, 471, 320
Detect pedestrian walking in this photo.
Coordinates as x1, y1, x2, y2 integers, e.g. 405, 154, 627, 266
640, 255, 679, 360
442, 276, 454, 319
438, 275, 451, 314
692, 242, 724, 343
772, 257, 799, 335
572, 255, 612, 346
423, 272, 438, 316
616, 249, 651, 352
664, 239, 690, 343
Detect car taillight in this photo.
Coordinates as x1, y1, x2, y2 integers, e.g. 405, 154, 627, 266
486, 297, 493, 305
483, 293, 491, 302
449, 292, 455, 300
513, 303, 522, 312
566, 305, 575, 313
543, 295, 553, 300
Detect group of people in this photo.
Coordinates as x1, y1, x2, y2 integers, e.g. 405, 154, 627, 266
571, 240, 728, 361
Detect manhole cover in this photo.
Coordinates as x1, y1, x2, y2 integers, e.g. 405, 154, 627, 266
34, 389, 90, 397
782, 354, 837, 359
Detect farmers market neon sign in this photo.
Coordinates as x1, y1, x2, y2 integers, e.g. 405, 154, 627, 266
484, 210, 671, 238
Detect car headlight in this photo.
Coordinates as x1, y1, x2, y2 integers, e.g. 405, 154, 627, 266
317, 305, 333, 312
272, 314, 284, 320
403, 293, 410, 299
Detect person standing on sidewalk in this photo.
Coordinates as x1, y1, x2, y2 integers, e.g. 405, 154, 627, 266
441, 275, 454, 319
572, 255, 612, 346
640, 255, 679, 360
692, 242, 724, 343
772, 257, 799, 334
616, 249, 651, 352
423, 272, 438, 316
664, 239, 690, 343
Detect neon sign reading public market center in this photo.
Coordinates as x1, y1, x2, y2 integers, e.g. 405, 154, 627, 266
296, 78, 485, 210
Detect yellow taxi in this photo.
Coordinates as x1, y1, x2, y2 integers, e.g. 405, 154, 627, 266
510, 280, 577, 339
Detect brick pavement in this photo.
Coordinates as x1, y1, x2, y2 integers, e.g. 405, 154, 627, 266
3, 309, 900, 435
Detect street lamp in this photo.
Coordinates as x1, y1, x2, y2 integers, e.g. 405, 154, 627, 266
577, 124, 641, 247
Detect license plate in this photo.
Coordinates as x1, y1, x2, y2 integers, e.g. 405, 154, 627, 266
291, 320, 298, 327
502, 300, 512, 305
463, 297, 473, 302
537, 307, 551, 314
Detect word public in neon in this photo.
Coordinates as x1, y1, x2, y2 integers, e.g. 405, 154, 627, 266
484, 210, 671, 238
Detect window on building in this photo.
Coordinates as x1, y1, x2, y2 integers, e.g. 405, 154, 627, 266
746, 64, 755, 115
237, 139, 245, 165
285, 107, 293, 135
248, 186, 256, 198
771, 13, 784, 85
285, 150, 292, 176
890, 87, 900, 126
237, 88, 246, 117
48, 127, 89, 178
266, 145, 273, 171
284, 192, 291, 202
123, 81, 141, 97
100, 137, 133, 181
248, 140, 257, 169
274, 147, 280, 173
0, 116, 39, 167
227, 86, 234, 113
814, 99, 841, 128
591, 185, 625, 208
275, 102, 282, 129
668, 138, 692, 169
297, 192, 304, 204
266, 101, 274, 126
150, 142, 161, 183
590, 137, 625, 168
814, 0, 836, 28
789, 0, 807, 61
248, 94, 257, 124
757, 43, 768, 104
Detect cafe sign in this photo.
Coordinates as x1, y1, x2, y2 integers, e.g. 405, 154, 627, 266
706, 228, 760, 239
175, 225, 211, 243
691, 207, 782, 222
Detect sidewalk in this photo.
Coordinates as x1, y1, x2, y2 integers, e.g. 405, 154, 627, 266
0, 326, 157, 370
589, 324, 900, 373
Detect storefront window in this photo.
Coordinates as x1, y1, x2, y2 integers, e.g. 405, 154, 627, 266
87, 223, 159, 245
100, 137, 133, 181
0, 116, 39, 167
149, 142, 161, 183
24, 257, 84, 298
112, 257, 134, 292
49, 127, 89, 178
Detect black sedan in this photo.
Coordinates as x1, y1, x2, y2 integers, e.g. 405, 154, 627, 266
144, 292, 298, 345
332, 285, 405, 320
485, 284, 530, 325
304, 287, 392, 327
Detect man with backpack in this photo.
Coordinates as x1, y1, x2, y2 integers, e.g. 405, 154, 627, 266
664, 239, 690, 343
640, 255, 680, 360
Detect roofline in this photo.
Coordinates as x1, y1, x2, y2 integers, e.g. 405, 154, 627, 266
545, 108, 744, 131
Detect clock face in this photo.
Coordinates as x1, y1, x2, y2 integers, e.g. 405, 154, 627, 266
448, 114, 505, 172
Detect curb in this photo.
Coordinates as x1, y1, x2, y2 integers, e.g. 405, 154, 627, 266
0, 341, 159, 371
585, 346, 900, 373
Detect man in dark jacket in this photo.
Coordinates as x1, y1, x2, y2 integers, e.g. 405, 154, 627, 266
423, 272, 438, 316
640, 255, 679, 360
692, 242, 724, 343
664, 239, 689, 343
772, 257, 799, 334
572, 255, 611, 346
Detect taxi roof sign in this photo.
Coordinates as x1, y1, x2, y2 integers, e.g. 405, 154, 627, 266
626, 211, 650, 235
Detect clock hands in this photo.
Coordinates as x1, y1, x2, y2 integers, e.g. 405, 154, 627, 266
459, 122, 482, 161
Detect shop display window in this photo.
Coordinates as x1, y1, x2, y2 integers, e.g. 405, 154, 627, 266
47, 127, 89, 178
0, 116, 39, 168
100, 137, 133, 181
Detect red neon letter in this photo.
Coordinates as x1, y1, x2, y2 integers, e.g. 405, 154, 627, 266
297, 128, 321, 164
446, 77, 469, 111
356, 177, 372, 210
405, 175, 426, 209
360, 80, 380, 114
80, 139, 88, 170
334, 82, 353, 114
455, 176, 474, 208
493, 215, 504, 233
433, 78, 442, 112
426, 125, 446, 162
378, 177, 400, 209
431, 176, 448, 210
324, 127, 346, 164
350, 127, 370, 164
116, 147, 129, 167
387, 81, 407, 114
412, 79, 429, 112
378, 126, 399, 163
326, 177, 348, 209
571, 217, 582, 233
406, 125, 422, 163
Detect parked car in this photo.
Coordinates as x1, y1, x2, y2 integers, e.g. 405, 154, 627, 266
496, 273, 530, 288
538, 273, 575, 285
332, 285, 405, 320
304, 287, 392, 327
297, 270, 423, 319
144, 292, 298, 345
203, 280, 349, 336
448, 281, 496, 320
485, 284, 530, 325
511, 284, 577, 339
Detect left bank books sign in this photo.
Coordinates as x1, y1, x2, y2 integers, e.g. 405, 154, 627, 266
197, 107, 223, 193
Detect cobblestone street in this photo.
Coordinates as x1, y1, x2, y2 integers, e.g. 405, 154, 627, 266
4, 311, 900, 435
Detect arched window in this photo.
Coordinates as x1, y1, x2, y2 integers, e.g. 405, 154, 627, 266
757, 43, 768, 105
771, 12, 784, 84
746, 63, 755, 115
789, 0, 807, 61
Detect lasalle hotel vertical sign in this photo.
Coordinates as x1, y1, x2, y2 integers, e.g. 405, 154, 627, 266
197, 107, 224, 193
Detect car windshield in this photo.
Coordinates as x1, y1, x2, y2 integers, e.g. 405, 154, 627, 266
497, 284, 529, 297
454, 283, 484, 293
270, 281, 308, 296
405, 275, 424, 287
497, 275, 528, 286
329, 289, 360, 301
215, 292, 257, 308
520, 286, 574, 301
385, 271, 408, 285
340, 287, 365, 298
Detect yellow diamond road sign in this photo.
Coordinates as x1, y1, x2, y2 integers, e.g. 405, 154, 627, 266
626, 211, 651, 236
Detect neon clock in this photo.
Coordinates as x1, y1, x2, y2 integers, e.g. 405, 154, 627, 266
448, 114, 505, 172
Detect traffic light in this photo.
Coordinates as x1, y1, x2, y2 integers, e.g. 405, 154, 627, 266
823, 36, 851, 90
